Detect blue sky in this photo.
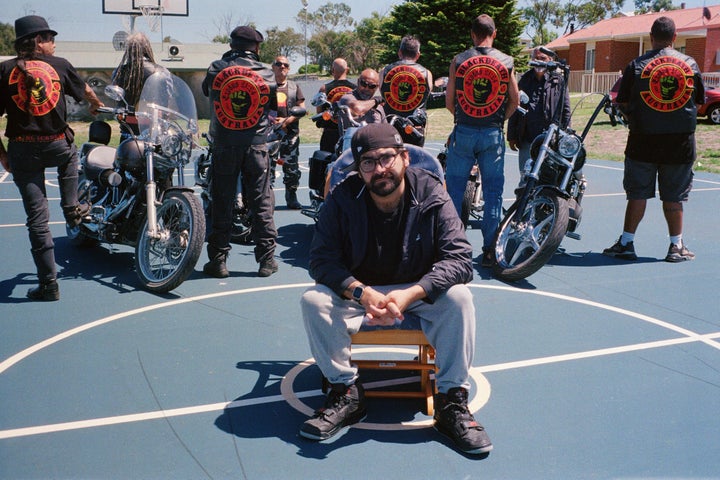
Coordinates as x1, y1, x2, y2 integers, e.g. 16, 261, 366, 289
1, 0, 712, 44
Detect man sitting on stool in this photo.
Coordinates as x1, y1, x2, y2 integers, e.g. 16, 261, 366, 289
298, 122, 493, 455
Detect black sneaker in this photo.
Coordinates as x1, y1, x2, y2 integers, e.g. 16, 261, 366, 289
665, 243, 695, 262
258, 259, 278, 277
26, 280, 60, 301
434, 387, 493, 455
602, 237, 637, 260
300, 382, 367, 441
203, 256, 229, 278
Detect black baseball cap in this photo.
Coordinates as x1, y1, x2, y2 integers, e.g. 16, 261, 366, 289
351, 123, 404, 163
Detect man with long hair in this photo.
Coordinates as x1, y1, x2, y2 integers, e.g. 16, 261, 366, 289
0, 15, 104, 300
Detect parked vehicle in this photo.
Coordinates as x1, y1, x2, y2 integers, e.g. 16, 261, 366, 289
67, 72, 205, 292
491, 47, 625, 281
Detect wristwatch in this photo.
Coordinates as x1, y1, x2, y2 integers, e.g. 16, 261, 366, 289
351, 284, 366, 303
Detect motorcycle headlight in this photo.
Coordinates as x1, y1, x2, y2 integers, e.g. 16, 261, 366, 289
161, 134, 182, 156
558, 134, 582, 158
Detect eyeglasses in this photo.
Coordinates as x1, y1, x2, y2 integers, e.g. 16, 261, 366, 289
273, 61, 290, 68
358, 150, 402, 173
358, 78, 378, 90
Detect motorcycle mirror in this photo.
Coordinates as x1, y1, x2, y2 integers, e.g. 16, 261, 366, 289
104, 85, 126, 103
289, 106, 307, 118
311, 92, 328, 107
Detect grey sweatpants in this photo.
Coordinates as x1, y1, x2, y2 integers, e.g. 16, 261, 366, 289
300, 283, 476, 394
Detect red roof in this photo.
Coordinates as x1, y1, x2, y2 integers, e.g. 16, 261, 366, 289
546, 4, 720, 49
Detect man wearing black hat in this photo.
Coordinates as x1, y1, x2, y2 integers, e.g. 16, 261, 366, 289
0, 15, 104, 301
201, 25, 279, 278
298, 122, 493, 455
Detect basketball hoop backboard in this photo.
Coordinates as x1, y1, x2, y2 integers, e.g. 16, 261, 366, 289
102, 0, 189, 16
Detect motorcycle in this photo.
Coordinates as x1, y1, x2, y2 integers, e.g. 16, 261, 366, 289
67, 72, 205, 293
491, 47, 624, 281
301, 92, 362, 221
194, 106, 306, 244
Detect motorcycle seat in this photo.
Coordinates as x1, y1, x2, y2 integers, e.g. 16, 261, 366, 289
328, 143, 444, 193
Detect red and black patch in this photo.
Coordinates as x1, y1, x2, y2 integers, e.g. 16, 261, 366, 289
9, 60, 62, 116
455, 56, 509, 118
382, 64, 427, 113
212, 65, 271, 130
639, 56, 694, 112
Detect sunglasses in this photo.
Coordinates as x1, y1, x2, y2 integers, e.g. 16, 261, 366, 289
359, 79, 378, 90
273, 61, 290, 68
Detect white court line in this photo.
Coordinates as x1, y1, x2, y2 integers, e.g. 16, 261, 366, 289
1, 331, 718, 440
1, 283, 719, 439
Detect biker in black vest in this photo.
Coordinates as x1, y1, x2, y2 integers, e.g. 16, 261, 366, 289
603, 16, 705, 264
380, 35, 432, 146
316, 58, 356, 152
444, 14, 519, 268
201, 26, 280, 278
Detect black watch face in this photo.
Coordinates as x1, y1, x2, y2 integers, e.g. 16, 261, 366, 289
353, 286, 363, 300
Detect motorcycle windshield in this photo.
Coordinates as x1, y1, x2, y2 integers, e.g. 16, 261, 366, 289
136, 72, 198, 142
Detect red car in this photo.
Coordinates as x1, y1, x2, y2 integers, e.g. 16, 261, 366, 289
609, 78, 720, 125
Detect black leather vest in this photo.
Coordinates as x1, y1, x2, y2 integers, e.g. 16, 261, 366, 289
627, 48, 701, 135
380, 60, 430, 116
453, 47, 514, 129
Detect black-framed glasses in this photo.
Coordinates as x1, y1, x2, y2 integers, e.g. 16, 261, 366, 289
273, 61, 290, 68
358, 78, 378, 90
358, 150, 402, 173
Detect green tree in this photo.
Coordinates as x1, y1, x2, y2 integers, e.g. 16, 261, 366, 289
260, 27, 304, 63
0, 22, 15, 55
559, 0, 624, 33
378, 0, 525, 80
299, 2, 354, 34
522, 0, 562, 46
634, 0, 676, 14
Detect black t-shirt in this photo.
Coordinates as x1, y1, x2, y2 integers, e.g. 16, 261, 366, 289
0, 54, 87, 138
353, 189, 409, 286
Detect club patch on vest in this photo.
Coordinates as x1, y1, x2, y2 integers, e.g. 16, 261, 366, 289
456, 56, 509, 118
212, 65, 270, 130
382, 64, 427, 113
640, 56, 694, 112
9, 61, 62, 116
325, 85, 353, 124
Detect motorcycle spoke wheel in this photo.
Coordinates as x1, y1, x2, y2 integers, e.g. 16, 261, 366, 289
492, 189, 569, 282
135, 190, 205, 292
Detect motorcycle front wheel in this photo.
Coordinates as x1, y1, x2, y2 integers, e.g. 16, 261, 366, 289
492, 188, 568, 282
135, 190, 205, 293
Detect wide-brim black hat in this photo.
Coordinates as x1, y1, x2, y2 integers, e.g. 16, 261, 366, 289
15, 15, 57, 42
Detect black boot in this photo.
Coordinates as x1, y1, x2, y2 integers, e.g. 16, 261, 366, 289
434, 387, 493, 454
203, 254, 229, 278
63, 203, 90, 228
285, 189, 302, 210
300, 382, 367, 441
27, 280, 60, 301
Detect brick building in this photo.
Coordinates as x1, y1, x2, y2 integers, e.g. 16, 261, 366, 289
545, 5, 720, 91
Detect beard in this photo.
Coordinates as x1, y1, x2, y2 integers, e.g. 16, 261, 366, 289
368, 171, 401, 197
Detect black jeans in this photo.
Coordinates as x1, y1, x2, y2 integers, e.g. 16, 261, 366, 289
208, 143, 277, 264
8, 139, 79, 283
